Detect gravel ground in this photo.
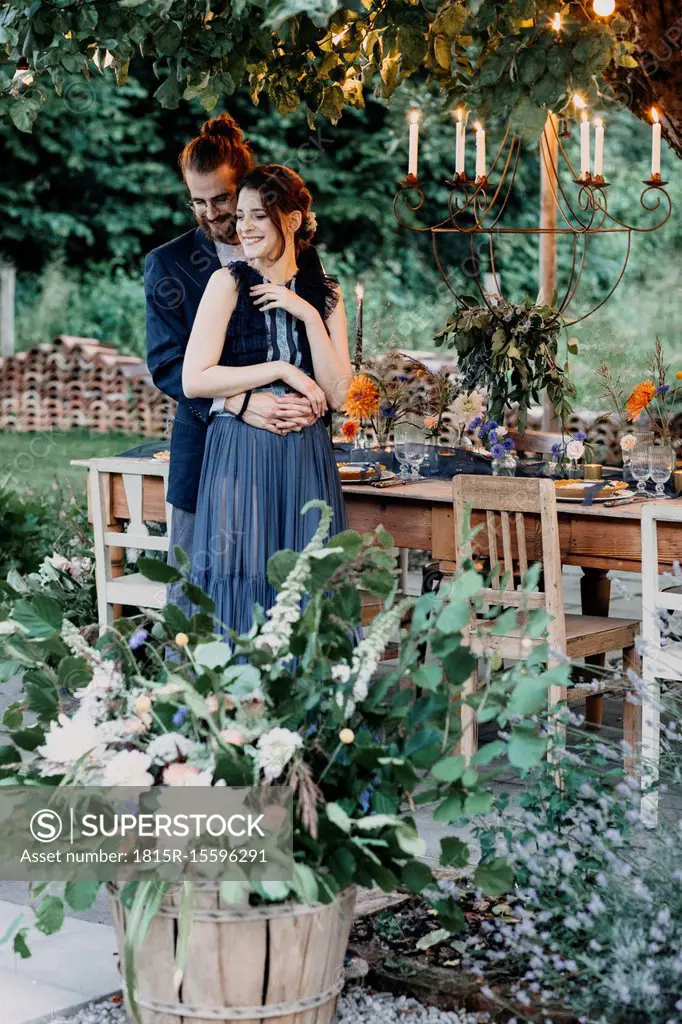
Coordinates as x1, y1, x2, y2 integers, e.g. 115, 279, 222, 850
46, 987, 492, 1024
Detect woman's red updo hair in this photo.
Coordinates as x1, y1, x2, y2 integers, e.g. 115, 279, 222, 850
179, 112, 254, 179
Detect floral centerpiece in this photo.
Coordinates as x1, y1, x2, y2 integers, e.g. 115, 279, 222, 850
435, 298, 576, 430
341, 353, 429, 448
599, 339, 682, 456
470, 418, 517, 475
550, 431, 594, 478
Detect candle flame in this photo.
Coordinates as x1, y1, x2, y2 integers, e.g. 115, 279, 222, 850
474, 121, 483, 132
651, 107, 660, 124
455, 107, 464, 123
355, 283, 364, 300
594, 117, 603, 127
408, 107, 420, 125
581, 111, 588, 123
551, 12, 562, 31
573, 93, 587, 109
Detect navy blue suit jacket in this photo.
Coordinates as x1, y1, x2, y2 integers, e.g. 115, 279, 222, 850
144, 227, 223, 512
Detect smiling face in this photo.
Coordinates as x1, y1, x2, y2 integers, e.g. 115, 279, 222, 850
185, 165, 240, 244
235, 186, 302, 263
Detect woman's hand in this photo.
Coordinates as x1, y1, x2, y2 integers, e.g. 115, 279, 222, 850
250, 282, 320, 326
280, 364, 328, 419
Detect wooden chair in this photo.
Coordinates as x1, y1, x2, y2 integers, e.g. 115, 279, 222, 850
90, 459, 172, 631
452, 475, 641, 764
640, 503, 682, 824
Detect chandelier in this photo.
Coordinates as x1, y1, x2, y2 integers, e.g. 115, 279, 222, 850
394, 104, 672, 326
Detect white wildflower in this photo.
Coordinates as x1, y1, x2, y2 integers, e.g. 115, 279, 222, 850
101, 749, 154, 787
451, 388, 487, 429
256, 727, 303, 781
146, 732, 198, 765
349, 598, 412, 702
37, 711, 111, 776
60, 619, 100, 664
331, 662, 351, 684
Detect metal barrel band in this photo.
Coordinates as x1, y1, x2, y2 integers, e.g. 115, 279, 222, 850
134, 984, 342, 1020
150, 901, 332, 922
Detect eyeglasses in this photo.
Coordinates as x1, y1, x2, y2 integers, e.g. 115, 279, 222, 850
187, 193, 235, 214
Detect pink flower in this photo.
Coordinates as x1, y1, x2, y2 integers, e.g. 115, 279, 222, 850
424, 415, 438, 431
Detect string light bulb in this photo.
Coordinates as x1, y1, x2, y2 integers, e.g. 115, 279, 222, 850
573, 93, 587, 110
551, 12, 562, 32
593, 0, 616, 16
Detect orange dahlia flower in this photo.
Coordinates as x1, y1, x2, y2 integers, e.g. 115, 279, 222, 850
424, 415, 439, 430
625, 380, 657, 421
340, 419, 360, 441
343, 374, 380, 420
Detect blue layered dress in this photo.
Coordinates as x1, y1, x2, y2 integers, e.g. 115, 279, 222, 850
190, 260, 348, 637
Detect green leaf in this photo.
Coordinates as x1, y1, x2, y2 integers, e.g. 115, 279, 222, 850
172, 545, 191, 570
64, 881, 100, 912
137, 557, 181, 584
471, 740, 507, 766
253, 880, 291, 902
506, 676, 550, 716
35, 895, 65, 936
0, 745, 19, 767
326, 802, 352, 833
433, 795, 463, 823
436, 601, 472, 634
220, 881, 250, 904
402, 859, 433, 894
361, 569, 395, 597
292, 862, 319, 903
463, 790, 495, 816
396, 827, 426, 857
194, 640, 231, 670
508, 725, 546, 770
440, 836, 470, 869
13, 928, 30, 958
12, 596, 62, 639
266, 549, 299, 589
25, 677, 58, 718
182, 583, 216, 614
57, 657, 91, 692
510, 95, 548, 137
10, 726, 45, 752
2, 702, 23, 731
431, 755, 466, 782
411, 663, 442, 692
474, 857, 513, 898
416, 926, 451, 950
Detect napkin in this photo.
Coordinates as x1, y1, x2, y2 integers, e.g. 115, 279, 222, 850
582, 482, 606, 507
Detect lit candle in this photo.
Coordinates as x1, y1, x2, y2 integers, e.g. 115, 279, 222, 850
407, 108, 420, 178
593, 117, 604, 178
474, 121, 486, 180
651, 107, 662, 177
354, 283, 364, 371
580, 111, 590, 179
455, 108, 465, 177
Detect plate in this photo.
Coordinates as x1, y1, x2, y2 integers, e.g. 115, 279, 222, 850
152, 450, 170, 461
555, 479, 630, 502
337, 462, 383, 482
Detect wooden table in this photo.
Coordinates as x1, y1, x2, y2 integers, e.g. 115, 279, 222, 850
75, 457, 682, 610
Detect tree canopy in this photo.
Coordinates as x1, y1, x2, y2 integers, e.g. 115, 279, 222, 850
2, 0, 680, 152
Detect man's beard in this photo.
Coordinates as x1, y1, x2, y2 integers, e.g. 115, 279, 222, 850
197, 212, 239, 245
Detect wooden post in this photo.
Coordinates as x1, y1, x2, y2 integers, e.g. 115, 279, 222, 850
0, 265, 15, 358
539, 114, 560, 432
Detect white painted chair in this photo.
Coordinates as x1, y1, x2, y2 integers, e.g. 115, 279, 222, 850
640, 503, 682, 824
89, 458, 172, 631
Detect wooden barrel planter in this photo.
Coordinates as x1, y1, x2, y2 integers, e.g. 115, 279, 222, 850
109, 882, 357, 1024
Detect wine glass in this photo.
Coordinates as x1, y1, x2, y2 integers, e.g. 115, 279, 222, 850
394, 422, 425, 480
648, 445, 674, 499
629, 445, 651, 496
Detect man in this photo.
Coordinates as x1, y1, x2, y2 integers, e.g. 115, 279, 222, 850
144, 113, 316, 586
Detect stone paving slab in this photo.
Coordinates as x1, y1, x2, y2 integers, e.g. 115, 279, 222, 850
0, 900, 120, 1024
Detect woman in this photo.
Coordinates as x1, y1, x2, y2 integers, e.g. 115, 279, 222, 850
182, 164, 353, 636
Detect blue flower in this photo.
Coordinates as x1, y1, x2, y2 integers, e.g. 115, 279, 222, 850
128, 627, 148, 651
551, 442, 563, 458
657, 384, 671, 396
469, 416, 483, 430
572, 431, 587, 442
479, 421, 499, 436
172, 706, 189, 727
380, 404, 396, 418
502, 437, 516, 452
358, 785, 373, 813
396, 375, 409, 383
491, 443, 507, 459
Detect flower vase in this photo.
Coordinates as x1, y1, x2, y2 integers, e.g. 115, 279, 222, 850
566, 460, 583, 480
492, 452, 517, 477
